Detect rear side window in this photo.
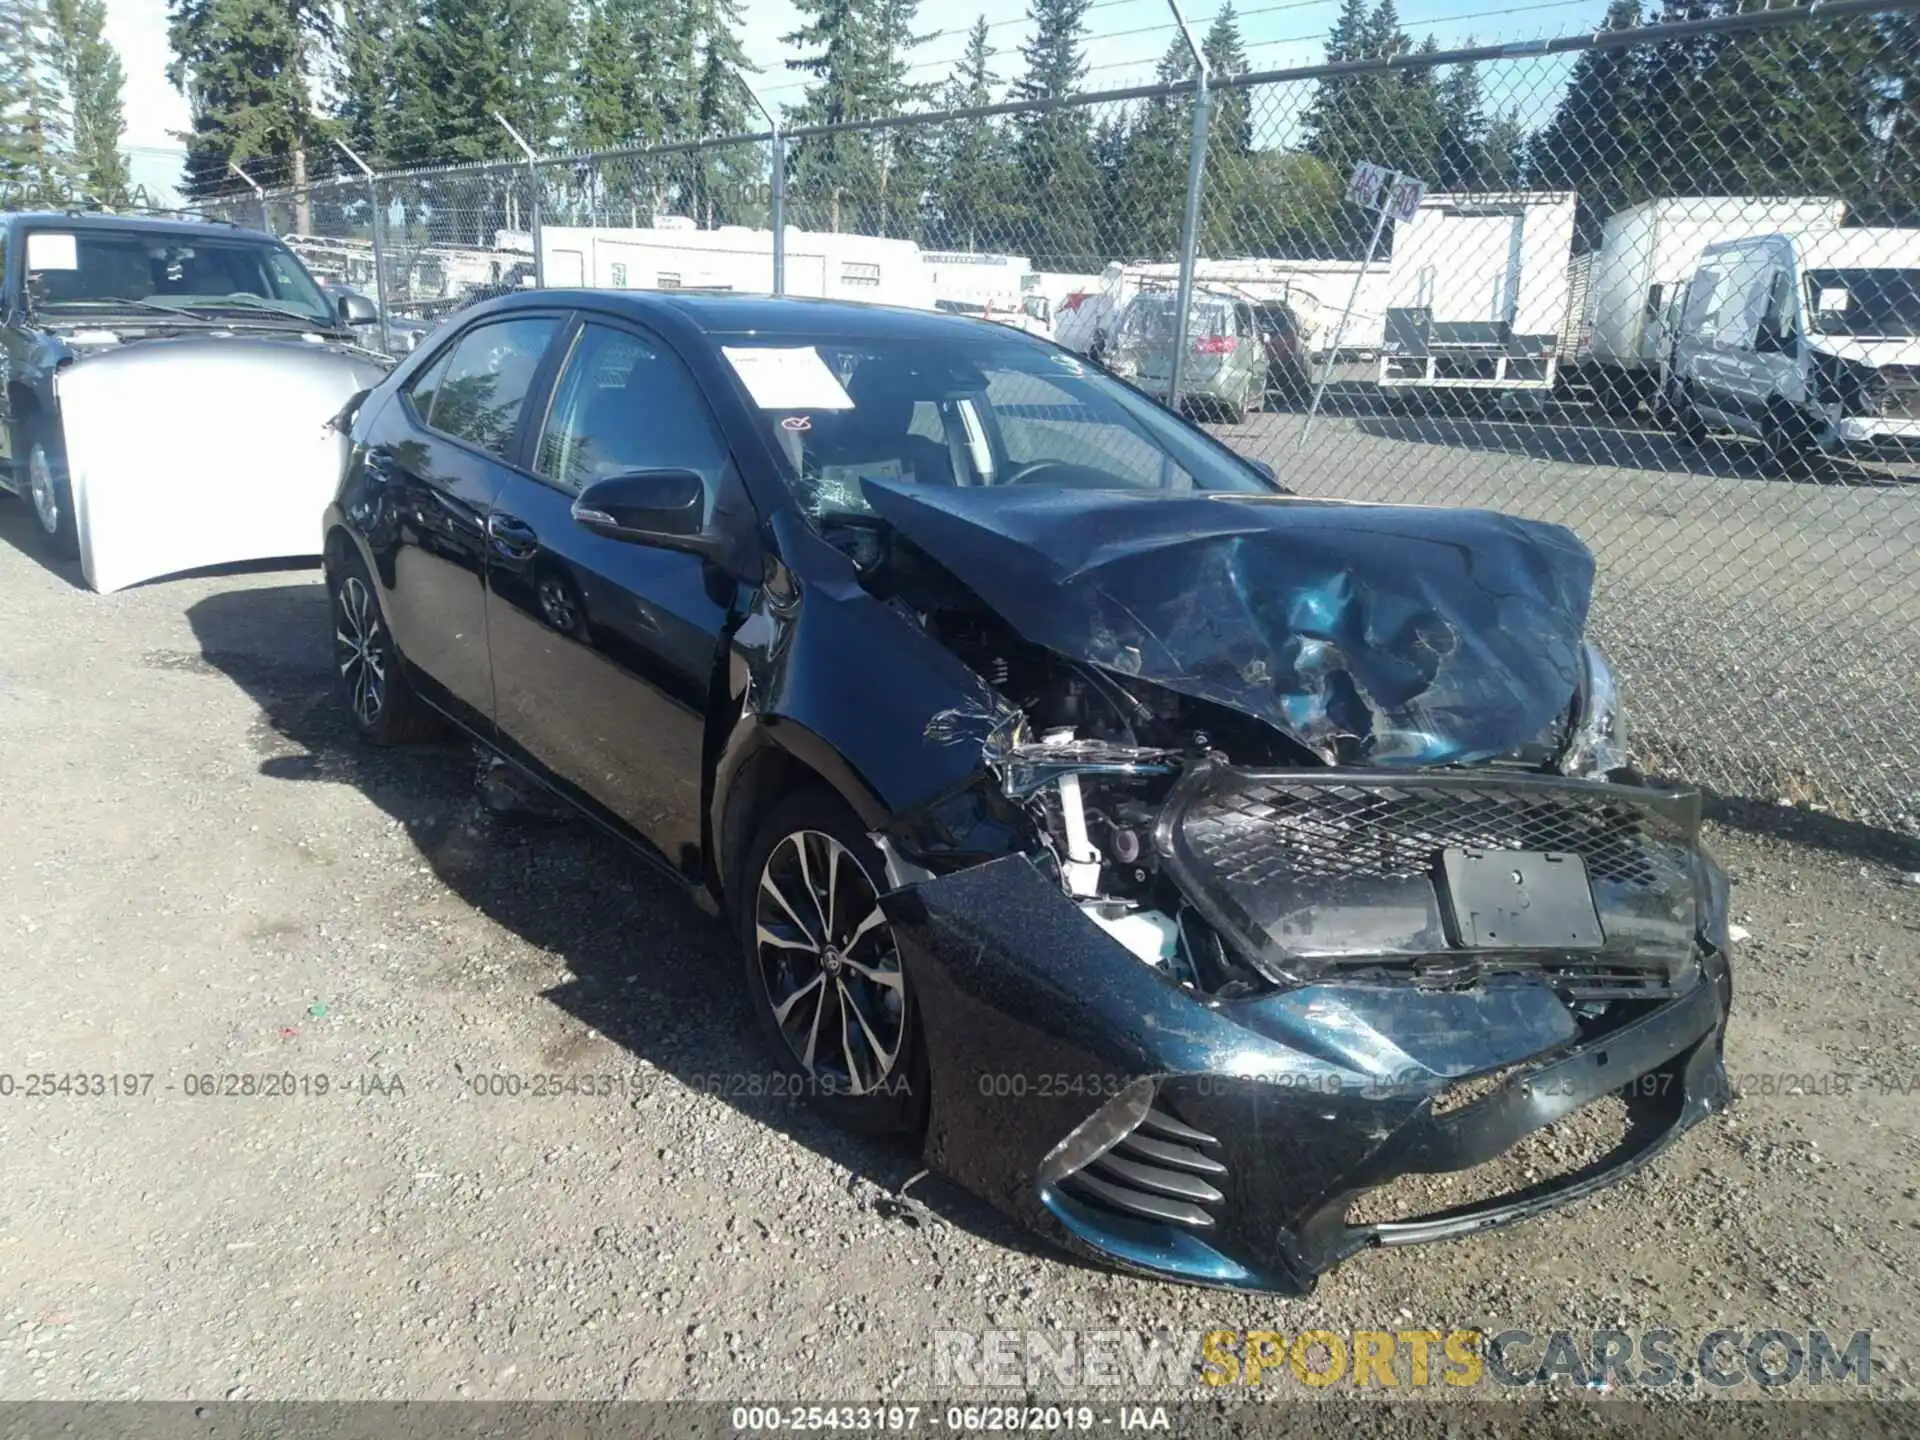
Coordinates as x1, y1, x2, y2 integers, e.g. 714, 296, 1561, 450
421, 315, 560, 461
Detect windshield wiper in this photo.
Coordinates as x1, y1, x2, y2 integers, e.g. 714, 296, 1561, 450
39, 297, 217, 320
163, 294, 333, 325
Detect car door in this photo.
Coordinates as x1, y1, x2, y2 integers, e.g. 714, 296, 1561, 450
484, 316, 752, 877
1677, 258, 1733, 427
1700, 246, 1776, 435
361, 310, 566, 730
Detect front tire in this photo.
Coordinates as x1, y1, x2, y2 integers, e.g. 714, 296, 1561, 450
24, 422, 78, 560
1763, 405, 1823, 478
327, 544, 442, 745
738, 788, 925, 1137
1667, 381, 1707, 444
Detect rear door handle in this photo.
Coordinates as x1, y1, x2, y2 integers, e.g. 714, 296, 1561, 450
487, 512, 539, 558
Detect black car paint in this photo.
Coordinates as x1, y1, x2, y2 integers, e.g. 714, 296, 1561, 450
883, 852, 1728, 1290
327, 290, 1731, 1290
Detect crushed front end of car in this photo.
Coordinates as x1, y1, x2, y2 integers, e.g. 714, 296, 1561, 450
844, 480, 1732, 1291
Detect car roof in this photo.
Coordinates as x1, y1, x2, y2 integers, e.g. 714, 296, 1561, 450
479, 287, 1052, 343
4, 211, 273, 242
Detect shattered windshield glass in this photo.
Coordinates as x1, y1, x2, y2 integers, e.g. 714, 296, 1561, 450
721, 335, 1276, 518
24, 228, 335, 325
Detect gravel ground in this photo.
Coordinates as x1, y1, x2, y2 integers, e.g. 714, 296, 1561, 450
0, 476, 1917, 1416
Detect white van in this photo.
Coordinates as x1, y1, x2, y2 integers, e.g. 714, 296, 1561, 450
1667, 229, 1920, 465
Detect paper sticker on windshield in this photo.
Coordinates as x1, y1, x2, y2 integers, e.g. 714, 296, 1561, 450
722, 346, 855, 410
27, 232, 77, 271
1817, 287, 1850, 312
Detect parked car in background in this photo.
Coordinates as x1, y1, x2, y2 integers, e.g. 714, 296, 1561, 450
1667, 228, 1920, 467
1253, 298, 1310, 400
0, 212, 388, 590
325, 289, 1732, 1293
1104, 290, 1267, 421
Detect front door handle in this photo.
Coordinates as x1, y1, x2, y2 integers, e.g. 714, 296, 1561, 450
487, 512, 539, 559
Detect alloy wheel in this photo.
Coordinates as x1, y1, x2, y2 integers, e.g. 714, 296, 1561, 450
755, 830, 905, 1095
27, 446, 59, 536
334, 574, 388, 728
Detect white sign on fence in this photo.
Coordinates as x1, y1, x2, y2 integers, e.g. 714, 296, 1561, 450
1345, 161, 1427, 222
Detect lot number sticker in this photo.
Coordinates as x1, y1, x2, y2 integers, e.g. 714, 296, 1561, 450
27, 232, 78, 271
722, 346, 855, 410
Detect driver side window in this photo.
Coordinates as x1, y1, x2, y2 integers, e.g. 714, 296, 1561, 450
534, 322, 726, 495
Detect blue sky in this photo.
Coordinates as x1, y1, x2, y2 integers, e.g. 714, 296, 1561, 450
104, 0, 1612, 155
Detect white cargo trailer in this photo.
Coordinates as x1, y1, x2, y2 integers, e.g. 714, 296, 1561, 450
1576, 195, 1845, 401
1376, 191, 1578, 393
536, 222, 937, 310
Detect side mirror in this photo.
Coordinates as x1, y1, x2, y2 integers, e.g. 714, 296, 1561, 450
337, 291, 378, 326
572, 469, 709, 549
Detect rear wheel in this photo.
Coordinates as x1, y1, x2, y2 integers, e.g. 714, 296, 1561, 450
327, 544, 442, 744
738, 788, 926, 1137
24, 421, 78, 560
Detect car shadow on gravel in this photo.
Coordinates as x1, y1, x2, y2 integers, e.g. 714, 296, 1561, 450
1700, 789, 1920, 871
186, 581, 1083, 1273
0, 491, 89, 587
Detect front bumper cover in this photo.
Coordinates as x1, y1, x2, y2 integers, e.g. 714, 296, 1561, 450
882, 850, 1731, 1292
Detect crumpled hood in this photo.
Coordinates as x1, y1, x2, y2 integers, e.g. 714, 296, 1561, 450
861, 480, 1594, 765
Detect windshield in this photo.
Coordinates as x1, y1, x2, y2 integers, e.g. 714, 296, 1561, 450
23, 227, 335, 325
721, 333, 1275, 519
1116, 295, 1232, 348
1804, 269, 1920, 338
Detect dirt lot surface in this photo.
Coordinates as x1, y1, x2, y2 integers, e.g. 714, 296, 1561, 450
0, 483, 1917, 1416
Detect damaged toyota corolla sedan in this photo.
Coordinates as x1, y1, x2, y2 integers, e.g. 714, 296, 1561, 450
326, 291, 1733, 1292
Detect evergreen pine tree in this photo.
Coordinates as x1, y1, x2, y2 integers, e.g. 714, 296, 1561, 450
0, 0, 68, 200
48, 0, 124, 202
1010, 0, 1099, 268
1435, 51, 1489, 192
926, 17, 1017, 250
167, 0, 332, 211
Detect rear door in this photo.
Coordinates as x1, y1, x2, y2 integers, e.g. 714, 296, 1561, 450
484, 316, 752, 875
361, 310, 566, 729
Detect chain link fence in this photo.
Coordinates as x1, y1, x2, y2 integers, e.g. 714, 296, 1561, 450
193, 0, 1920, 834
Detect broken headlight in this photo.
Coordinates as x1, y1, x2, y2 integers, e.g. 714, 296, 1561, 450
1560, 639, 1628, 779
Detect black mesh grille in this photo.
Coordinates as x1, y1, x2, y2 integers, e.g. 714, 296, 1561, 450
1179, 779, 1691, 890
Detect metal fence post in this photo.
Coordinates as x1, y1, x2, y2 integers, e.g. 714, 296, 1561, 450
333, 138, 390, 355
228, 160, 269, 233
1164, 0, 1210, 417
495, 113, 544, 288
745, 83, 785, 296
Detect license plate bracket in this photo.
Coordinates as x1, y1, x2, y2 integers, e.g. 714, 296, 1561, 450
1437, 848, 1604, 951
